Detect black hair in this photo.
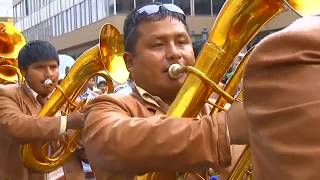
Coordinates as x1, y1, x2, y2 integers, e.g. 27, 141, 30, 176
98, 80, 107, 87
123, 2, 188, 53
18, 40, 59, 71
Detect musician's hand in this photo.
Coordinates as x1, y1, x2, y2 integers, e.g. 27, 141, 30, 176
66, 111, 84, 130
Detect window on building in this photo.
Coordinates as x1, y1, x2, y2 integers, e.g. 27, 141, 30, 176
58, 14, 62, 36
85, 0, 90, 24
40, 0, 45, 8
34, 0, 39, 12
67, 9, 72, 32
97, 0, 106, 20
71, 7, 75, 30
40, 7, 46, 21
63, 11, 67, 33
25, 0, 29, 15
51, 17, 56, 37
116, 0, 134, 14
30, 13, 34, 26
155, 0, 173, 3
91, 0, 97, 22
76, 4, 81, 28
194, 0, 211, 15
49, 0, 58, 17
135, 0, 153, 8
212, 0, 225, 15
36, 10, 40, 25
81, 2, 88, 26
174, 0, 190, 15
16, 3, 21, 18
56, 0, 61, 13
109, 0, 115, 15
30, 0, 34, 15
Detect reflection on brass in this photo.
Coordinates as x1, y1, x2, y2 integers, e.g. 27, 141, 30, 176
0, 22, 26, 84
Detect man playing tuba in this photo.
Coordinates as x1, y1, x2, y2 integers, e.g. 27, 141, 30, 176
82, 2, 248, 179
0, 40, 85, 179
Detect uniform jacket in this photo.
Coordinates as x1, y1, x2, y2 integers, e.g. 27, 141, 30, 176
83, 85, 247, 179
243, 16, 320, 180
0, 83, 85, 180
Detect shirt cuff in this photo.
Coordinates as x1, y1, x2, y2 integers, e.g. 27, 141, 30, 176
216, 112, 231, 167
59, 116, 67, 135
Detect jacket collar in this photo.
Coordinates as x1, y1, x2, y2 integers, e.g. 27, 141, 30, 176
20, 82, 40, 115
132, 83, 169, 113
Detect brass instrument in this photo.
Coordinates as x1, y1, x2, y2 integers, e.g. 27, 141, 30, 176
138, 0, 319, 179
20, 24, 129, 172
0, 22, 26, 84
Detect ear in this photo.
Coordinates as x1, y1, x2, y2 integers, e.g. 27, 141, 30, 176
123, 52, 134, 72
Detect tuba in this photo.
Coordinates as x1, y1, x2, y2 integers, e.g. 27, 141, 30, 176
20, 24, 129, 172
138, 0, 319, 179
0, 22, 26, 84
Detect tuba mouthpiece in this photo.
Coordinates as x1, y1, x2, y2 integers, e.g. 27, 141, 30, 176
44, 79, 53, 87
168, 64, 183, 79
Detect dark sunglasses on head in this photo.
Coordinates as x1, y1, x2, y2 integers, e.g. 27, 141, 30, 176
135, 4, 185, 19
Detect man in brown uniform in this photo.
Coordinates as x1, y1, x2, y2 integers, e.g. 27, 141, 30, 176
244, 16, 320, 180
83, 2, 248, 179
0, 40, 85, 179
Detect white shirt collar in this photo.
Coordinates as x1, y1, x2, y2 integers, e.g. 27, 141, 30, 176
25, 81, 39, 103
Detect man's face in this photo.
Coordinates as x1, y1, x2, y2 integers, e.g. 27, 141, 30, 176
23, 60, 59, 96
87, 78, 96, 90
125, 17, 195, 103
98, 83, 108, 93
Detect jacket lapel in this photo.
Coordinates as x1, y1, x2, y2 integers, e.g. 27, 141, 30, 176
19, 83, 40, 115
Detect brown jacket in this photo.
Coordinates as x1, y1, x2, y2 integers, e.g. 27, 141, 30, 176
243, 16, 320, 180
0, 83, 85, 179
83, 86, 247, 179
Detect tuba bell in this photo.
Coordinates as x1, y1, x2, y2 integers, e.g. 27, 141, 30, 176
0, 22, 26, 84
137, 0, 319, 179
20, 24, 129, 172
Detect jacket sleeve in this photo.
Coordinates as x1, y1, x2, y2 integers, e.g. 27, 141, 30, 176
0, 88, 61, 144
83, 95, 232, 174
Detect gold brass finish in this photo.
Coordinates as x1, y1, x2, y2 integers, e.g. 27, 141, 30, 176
0, 22, 26, 59
210, 48, 253, 115
20, 24, 129, 172
228, 146, 252, 180
137, 0, 319, 179
0, 22, 26, 84
0, 64, 23, 84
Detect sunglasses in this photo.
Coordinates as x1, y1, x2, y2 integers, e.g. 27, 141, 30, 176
135, 4, 186, 20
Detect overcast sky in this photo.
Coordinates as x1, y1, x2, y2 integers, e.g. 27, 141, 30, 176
0, 0, 13, 17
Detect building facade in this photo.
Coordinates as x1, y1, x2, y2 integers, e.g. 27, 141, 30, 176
13, 0, 299, 58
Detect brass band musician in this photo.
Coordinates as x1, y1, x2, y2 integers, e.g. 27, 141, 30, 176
82, 2, 248, 179
0, 40, 85, 179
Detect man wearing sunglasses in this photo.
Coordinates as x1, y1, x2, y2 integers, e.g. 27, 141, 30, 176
83, 2, 248, 179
